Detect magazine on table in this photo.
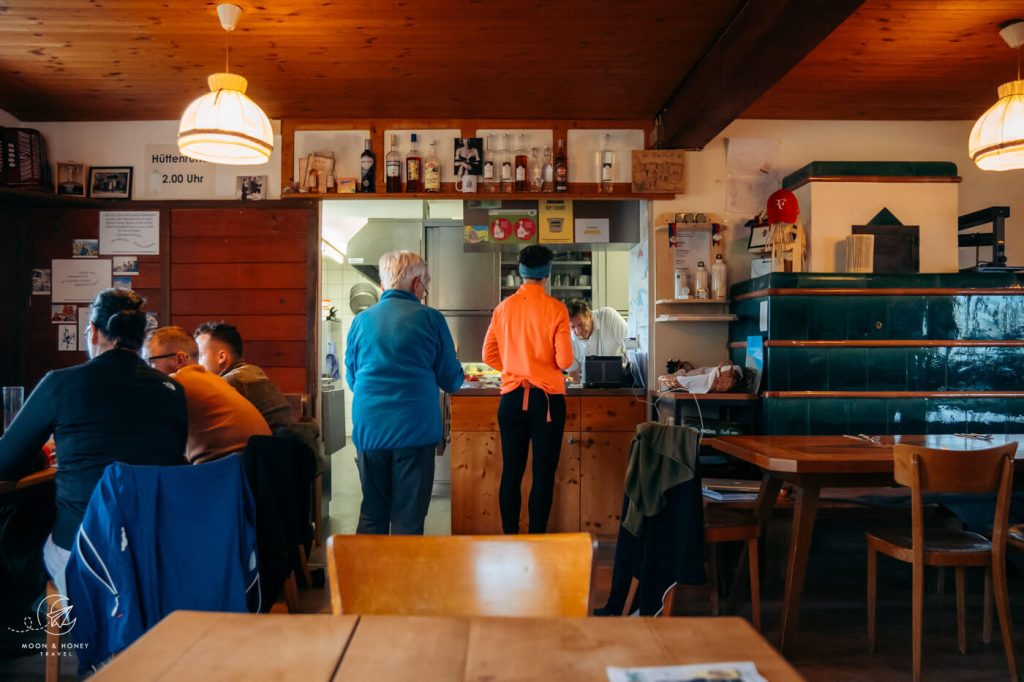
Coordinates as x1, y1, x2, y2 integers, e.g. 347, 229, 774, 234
607, 661, 767, 682
701, 478, 760, 502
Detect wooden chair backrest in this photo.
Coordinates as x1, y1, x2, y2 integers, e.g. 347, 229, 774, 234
892, 442, 1016, 494
326, 533, 594, 617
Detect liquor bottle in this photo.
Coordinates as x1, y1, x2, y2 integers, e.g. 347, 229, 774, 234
424, 141, 441, 192
405, 133, 422, 193
529, 148, 542, 192
554, 139, 568, 192
711, 254, 728, 300
307, 167, 319, 194
359, 139, 376, 193
385, 134, 402, 193
542, 146, 553, 192
500, 134, 514, 193
482, 135, 497, 193
599, 133, 614, 193
514, 134, 528, 192
694, 261, 709, 299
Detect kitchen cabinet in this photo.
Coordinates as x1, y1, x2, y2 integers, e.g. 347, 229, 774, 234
449, 392, 646, 538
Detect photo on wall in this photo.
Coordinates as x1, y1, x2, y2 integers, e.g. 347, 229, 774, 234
56, 162, 86, 196
58, 324, 78, 352
112, 256, 139, 275
236, 175, 267, 200
51, 303, 77, 324
32, 268, 51, 295
112, 276, 132, 290
72, 239, 99, 258
454, 138, 483, 177
88, 167, 133, 199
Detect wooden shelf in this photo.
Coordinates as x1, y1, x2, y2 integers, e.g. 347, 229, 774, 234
299, 189, 673, 201
655, 298, 730, 304
656, 314, 737, 322
651, 391, 758, 402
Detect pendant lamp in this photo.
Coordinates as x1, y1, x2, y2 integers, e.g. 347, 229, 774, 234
178, 4, 273, 165
969, 20, 1024, 171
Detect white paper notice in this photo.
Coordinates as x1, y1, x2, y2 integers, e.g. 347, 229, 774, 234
78, 307, 92, 348
726, 175, 774, 214
144, 144, 216, 199
607, 661, 767, 682
52, 259, 112, 303
574, 218, 610, 243
726, 138, 778, 176
99, 212, 160, 255
759, 300, 768, 332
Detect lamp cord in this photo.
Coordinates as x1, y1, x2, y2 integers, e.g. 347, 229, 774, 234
225, 29, 230, 74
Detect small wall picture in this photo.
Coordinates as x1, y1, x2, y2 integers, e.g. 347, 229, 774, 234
88, 166, 133, 199
72, 239, 99, 258
51, 303, 77, 324
32, 268, 51, 295
112, 256, 139, 275
631, 149, 687, 194
112, 276, 132, 290
56, 162, 86, 196
454, 138, 483, 178
236, 175, 267, 201
58, 324, 78, 351
145, 311, 158, 333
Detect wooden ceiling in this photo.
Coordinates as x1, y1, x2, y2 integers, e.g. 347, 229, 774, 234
0, 0, 746, 122
745, 1, 1024, 120
0, 1, 1018, 144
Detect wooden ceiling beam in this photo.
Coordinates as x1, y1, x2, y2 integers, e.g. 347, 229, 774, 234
657, 0, 867, 150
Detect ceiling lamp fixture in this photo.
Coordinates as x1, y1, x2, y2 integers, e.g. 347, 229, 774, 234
178, 4, 273, 165
970, 20, 1024, 171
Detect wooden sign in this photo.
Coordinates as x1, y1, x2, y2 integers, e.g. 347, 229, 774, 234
631, 149, 686, 194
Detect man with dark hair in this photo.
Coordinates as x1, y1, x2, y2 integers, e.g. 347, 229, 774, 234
194, 321, 293, 431
565, 298, 628, 374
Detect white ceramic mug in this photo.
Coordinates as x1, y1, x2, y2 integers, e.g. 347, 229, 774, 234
457, 174, 478, 193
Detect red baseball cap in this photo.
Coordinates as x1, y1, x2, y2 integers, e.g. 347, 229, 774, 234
767, 189, 799, 224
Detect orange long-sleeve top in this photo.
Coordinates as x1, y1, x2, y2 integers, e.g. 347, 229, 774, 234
482, 281, 574, 395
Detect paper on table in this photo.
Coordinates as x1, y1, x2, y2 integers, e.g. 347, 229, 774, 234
607, 661, 767, 682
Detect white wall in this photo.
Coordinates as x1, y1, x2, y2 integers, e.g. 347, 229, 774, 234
0, 108, 22, 127
23, 119, 283, 200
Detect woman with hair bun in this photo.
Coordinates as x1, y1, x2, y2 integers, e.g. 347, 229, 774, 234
0, 287, 188, 595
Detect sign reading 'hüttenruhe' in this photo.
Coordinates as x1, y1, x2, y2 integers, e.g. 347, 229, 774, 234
144, 144, 215, 199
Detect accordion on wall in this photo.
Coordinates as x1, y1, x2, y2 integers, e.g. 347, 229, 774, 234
0, 126, 49, 189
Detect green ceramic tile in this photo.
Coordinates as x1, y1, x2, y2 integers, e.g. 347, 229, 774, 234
849, 400, 890, 436
966, 296, 1003, 340
967, 398, 1008, 435
947, 347, 994, 390
763, 399, 808, 435
764, 348, 789, 392
828, 348, 868, 391
866, 348, 907, 391
847, 297, 889, 340
925, 298, 961, 339
809, 298, 847, 340
1002, 399, 1024, 434
989, 348, 1024, 391
925, 399, 968, 434
770, 297, 809, 340
887, 297, 927, 339
808, 399, 850, 435
889, 399, 927, 434
906, 348, 947, 391
1004, 298, 1024, 339
789, 349, 828, 391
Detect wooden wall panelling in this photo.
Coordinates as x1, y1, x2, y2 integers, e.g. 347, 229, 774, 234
580, 396, 648, 431
580, 430, 636, 537
451, 431, 503, 534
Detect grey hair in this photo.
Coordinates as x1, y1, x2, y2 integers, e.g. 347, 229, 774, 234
379, 250, 429, 292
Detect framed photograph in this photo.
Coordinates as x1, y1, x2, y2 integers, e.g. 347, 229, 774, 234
748, 223, 772, 251
112, 276, 132, 290
112, 255, 139, 275
32, 268, 51, 295
56, 162, 86, 196
235, 175, 267, 201
72, 239, 99, 258
631, 149, 686, 194
51, 303, 78, 324
58, 324, 78, 352
88, 166, 133, 199
454, 137, 483, 177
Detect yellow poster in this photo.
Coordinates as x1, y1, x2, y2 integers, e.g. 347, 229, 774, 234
539, 199, 573, 243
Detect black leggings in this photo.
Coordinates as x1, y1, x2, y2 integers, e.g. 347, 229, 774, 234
497, 387, 566, 534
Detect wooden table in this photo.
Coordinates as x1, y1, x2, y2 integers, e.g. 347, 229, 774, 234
91, 610, 804, 681
705, 433, 1024, 653
0, 466, 55, 496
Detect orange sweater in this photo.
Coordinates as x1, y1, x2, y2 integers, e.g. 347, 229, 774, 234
482, 282, 574, 394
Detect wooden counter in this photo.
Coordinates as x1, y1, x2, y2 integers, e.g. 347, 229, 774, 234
449, 390, 647, 537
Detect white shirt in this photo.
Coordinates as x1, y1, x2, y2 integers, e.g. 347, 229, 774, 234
570, 307, 629, 372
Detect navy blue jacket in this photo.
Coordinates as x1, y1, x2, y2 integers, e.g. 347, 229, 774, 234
0, 349, 188, 548
65, 455, 259, 674
345, 289, 463, 451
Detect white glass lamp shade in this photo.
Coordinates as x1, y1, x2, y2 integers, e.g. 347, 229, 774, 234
969, 79, 1024, 171
178, 73, 273, 165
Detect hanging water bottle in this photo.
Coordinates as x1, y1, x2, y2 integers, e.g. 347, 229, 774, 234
711, 254, 728, 300
694, 261, 709, 299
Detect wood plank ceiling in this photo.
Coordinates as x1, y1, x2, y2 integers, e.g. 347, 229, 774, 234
0, 0, 745, 122
744, 0, 1024, 120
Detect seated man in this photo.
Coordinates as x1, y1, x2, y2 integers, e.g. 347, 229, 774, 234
145, 326, 270, 464
193, 321, 293, 431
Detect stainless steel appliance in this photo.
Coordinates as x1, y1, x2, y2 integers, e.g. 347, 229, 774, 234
345, 218, 424, 285
424, 220, 499, 363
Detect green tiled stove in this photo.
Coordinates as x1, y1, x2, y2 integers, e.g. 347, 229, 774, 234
728, 272, 1024, 435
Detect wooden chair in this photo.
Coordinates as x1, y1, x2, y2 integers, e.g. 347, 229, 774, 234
705, 505, 761, 631
866, 442, 1017, 682
326, 533, 594, 617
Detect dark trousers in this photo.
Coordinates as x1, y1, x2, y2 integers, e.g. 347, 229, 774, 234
356, 445, 436, 535
497, 387, 566, 534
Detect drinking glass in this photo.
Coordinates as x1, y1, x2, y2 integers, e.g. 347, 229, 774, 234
3, 386, 24, 433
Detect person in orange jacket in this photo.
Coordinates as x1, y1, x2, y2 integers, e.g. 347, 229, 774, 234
483, 245, 573, 533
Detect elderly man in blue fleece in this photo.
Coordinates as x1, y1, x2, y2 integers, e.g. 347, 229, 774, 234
345, 250, 464, 534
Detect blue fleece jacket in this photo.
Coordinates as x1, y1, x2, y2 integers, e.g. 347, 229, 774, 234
345, 289, 463, 451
